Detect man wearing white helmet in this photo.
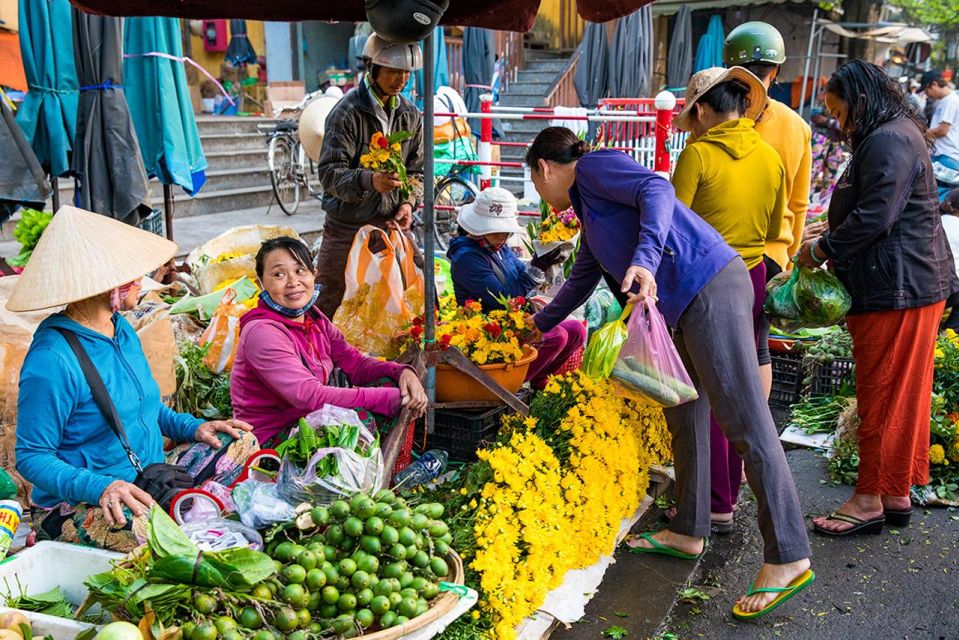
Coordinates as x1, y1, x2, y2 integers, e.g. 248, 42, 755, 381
315, 34, 424, 318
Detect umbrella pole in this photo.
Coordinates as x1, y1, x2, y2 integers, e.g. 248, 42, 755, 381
163, 183, 175, 240
51, 176, 60, 211
423, 31, 437, 436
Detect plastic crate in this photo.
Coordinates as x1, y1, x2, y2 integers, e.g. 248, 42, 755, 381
426, 390, 530, 462
0, 541, 123, 639
770, 351, 805, 405
808, 357, 856, 397
138, 208, 164, 236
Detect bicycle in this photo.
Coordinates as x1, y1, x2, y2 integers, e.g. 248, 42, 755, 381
261, 91, 324, 215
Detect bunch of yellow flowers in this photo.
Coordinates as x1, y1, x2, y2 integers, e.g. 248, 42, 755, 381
538, 208, 580, 245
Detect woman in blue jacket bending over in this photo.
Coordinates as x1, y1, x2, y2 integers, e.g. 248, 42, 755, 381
527, 127, 812, 620
447, 187, 585, 388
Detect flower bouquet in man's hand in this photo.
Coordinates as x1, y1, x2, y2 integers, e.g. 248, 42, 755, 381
360, 131, 415, 200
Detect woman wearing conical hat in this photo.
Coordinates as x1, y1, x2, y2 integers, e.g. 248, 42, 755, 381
9, 206, 256, 552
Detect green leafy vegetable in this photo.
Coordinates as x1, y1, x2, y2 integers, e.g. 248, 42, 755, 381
8, 209, 53, 267
602, 625, 629, 639
146, 505, 198, 559
173, 341, 232, 419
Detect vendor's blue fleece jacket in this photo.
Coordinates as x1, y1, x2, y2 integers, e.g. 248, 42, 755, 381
534, 150, 738, 332
16, 313, 203, 508
447, 236, 538, 312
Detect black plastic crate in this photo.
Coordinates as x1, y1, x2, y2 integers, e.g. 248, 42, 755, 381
808, 358, 856, 397
137, 209, 164, 236
770, 351, 805, 405
426, 390, 531, 462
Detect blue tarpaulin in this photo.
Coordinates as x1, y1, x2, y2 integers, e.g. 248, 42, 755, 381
694, 15, 725, 73
15, 0, 78, 178
124, 16, 208, 195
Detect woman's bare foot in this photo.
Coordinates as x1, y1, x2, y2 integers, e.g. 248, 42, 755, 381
881, 495, 911, 511
811, 493, 883, 533
626, 529, 705, 556
735, 558, 811, 613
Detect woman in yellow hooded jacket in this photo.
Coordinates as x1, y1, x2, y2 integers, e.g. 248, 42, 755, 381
671, 66, 786, 533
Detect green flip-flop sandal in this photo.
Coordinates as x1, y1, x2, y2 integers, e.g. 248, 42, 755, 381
731, 569, 816, 620
625, 532, 704, 560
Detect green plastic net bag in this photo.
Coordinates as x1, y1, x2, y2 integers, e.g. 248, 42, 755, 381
582, 304, 632, 379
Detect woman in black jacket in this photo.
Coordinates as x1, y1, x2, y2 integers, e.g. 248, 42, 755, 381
798, 61, 957, 536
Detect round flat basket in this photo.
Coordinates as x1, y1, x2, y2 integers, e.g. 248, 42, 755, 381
360, 550, 466, 640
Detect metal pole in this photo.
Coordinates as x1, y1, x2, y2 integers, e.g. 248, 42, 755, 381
163, 184, 175, 240
51, 176, 60, 211
423, 32, 437, 436
799, 7, 818, 121
810, 21, 826, 117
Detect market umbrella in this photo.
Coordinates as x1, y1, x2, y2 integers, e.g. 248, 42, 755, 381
607, 6, 653, 98
225, 19, 258, 67
72, 9, 150, 224
574, 22, 609, 108
71, 0, 655, 33
694, 15, 725, 73
16, 0, 79, 182
462, 27, 494, 133
0, 96, 52, 224
124, 16, 208, 196
666, 4, 693, 94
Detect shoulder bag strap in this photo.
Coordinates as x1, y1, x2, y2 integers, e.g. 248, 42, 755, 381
52, 327, 144, 474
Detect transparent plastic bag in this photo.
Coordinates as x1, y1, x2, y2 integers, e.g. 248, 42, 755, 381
582, 304, 631, 379
232, 480, 297, 529
276, 405, 385, 505
610, 298, 698, 407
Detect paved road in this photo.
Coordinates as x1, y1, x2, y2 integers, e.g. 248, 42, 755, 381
556, 448, 959, 640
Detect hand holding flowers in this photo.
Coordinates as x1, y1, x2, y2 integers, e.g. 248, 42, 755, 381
361, 131, 415, 200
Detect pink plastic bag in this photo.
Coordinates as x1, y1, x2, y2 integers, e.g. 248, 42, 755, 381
610, 299, 698, 407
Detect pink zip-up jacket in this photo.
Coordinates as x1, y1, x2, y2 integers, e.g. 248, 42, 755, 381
231, 302, 409, 443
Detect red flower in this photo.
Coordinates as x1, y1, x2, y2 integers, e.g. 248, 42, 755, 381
410, 325, 424, 340
411, 316, 424, 327
376, 136, 389, 149
484, 322, 502, 338
439, 334, 453, 348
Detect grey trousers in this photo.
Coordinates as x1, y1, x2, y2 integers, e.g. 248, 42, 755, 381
663, 258, 811, 564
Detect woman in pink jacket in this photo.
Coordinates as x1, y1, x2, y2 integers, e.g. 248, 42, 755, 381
231, 237, 428, 445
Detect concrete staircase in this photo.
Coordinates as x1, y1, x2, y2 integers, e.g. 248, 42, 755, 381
497, 51, 575, 195
36, 116, 278, 221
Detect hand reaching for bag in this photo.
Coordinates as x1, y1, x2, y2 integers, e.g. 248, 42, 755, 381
622, 265, 657, 303
194, 419, 253, 448
99, 480, 153, 527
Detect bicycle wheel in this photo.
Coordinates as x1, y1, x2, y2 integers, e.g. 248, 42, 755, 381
433, 175, 477, 251
268, 135, 300, 215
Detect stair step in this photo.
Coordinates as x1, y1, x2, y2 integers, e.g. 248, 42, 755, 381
515, 70, 555, 83
500, 94, 548, 108
195, 115, 278, 135
199, 132, 268, 153
205, 149, 270, 171
168, 185, 284, 218
503, 85, 554, 97
524, 60, 570, 74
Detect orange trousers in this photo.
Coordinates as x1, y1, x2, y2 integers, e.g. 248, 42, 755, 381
847, 301, 945, 496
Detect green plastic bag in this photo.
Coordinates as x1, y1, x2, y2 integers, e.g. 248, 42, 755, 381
582, 303, 632, 379
764, 266, 851, 332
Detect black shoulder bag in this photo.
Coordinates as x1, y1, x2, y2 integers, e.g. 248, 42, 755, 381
54, 327, 198, 510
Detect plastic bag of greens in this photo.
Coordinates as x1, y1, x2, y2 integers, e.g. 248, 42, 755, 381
610, 298, 698, 407
582, 304, 631, 379
794, 267, 851, 327
764, 269, 802, 331
583, 288, 621, 336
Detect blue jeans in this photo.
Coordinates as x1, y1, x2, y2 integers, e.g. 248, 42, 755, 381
933, 154, 959, 201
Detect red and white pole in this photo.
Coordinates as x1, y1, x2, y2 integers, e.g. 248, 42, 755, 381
653, 91, 677, 178
479, 93, 494, 190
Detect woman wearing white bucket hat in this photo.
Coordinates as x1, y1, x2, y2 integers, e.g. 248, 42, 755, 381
447, 187, 585, 388
10, 206, 256, 552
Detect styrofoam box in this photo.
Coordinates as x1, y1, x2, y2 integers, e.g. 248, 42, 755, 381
0, 541, 123, 639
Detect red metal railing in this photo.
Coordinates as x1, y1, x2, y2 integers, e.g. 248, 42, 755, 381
597, 97, 689, 169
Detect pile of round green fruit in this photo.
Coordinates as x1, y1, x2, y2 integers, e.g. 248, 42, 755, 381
176, 489, 457, 640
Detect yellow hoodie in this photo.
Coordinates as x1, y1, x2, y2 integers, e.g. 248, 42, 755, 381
672, 118, 786, 270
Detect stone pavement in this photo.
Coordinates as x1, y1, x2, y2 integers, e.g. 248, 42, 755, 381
0, 200, 326, 261
554, 448, 959, 640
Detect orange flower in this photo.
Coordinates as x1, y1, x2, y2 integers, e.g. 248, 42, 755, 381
372, 132, 389, 149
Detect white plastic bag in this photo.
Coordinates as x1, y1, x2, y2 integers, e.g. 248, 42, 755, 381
277, 405, 385, 505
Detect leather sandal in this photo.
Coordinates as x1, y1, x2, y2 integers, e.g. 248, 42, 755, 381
813, 512, 885, 537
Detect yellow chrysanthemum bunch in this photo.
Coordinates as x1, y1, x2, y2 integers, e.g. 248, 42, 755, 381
537, 208, 580, 245
469, 371, 672, 639
930, 444, 947, 465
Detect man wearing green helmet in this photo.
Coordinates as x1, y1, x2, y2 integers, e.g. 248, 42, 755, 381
723, 22, 812, 397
